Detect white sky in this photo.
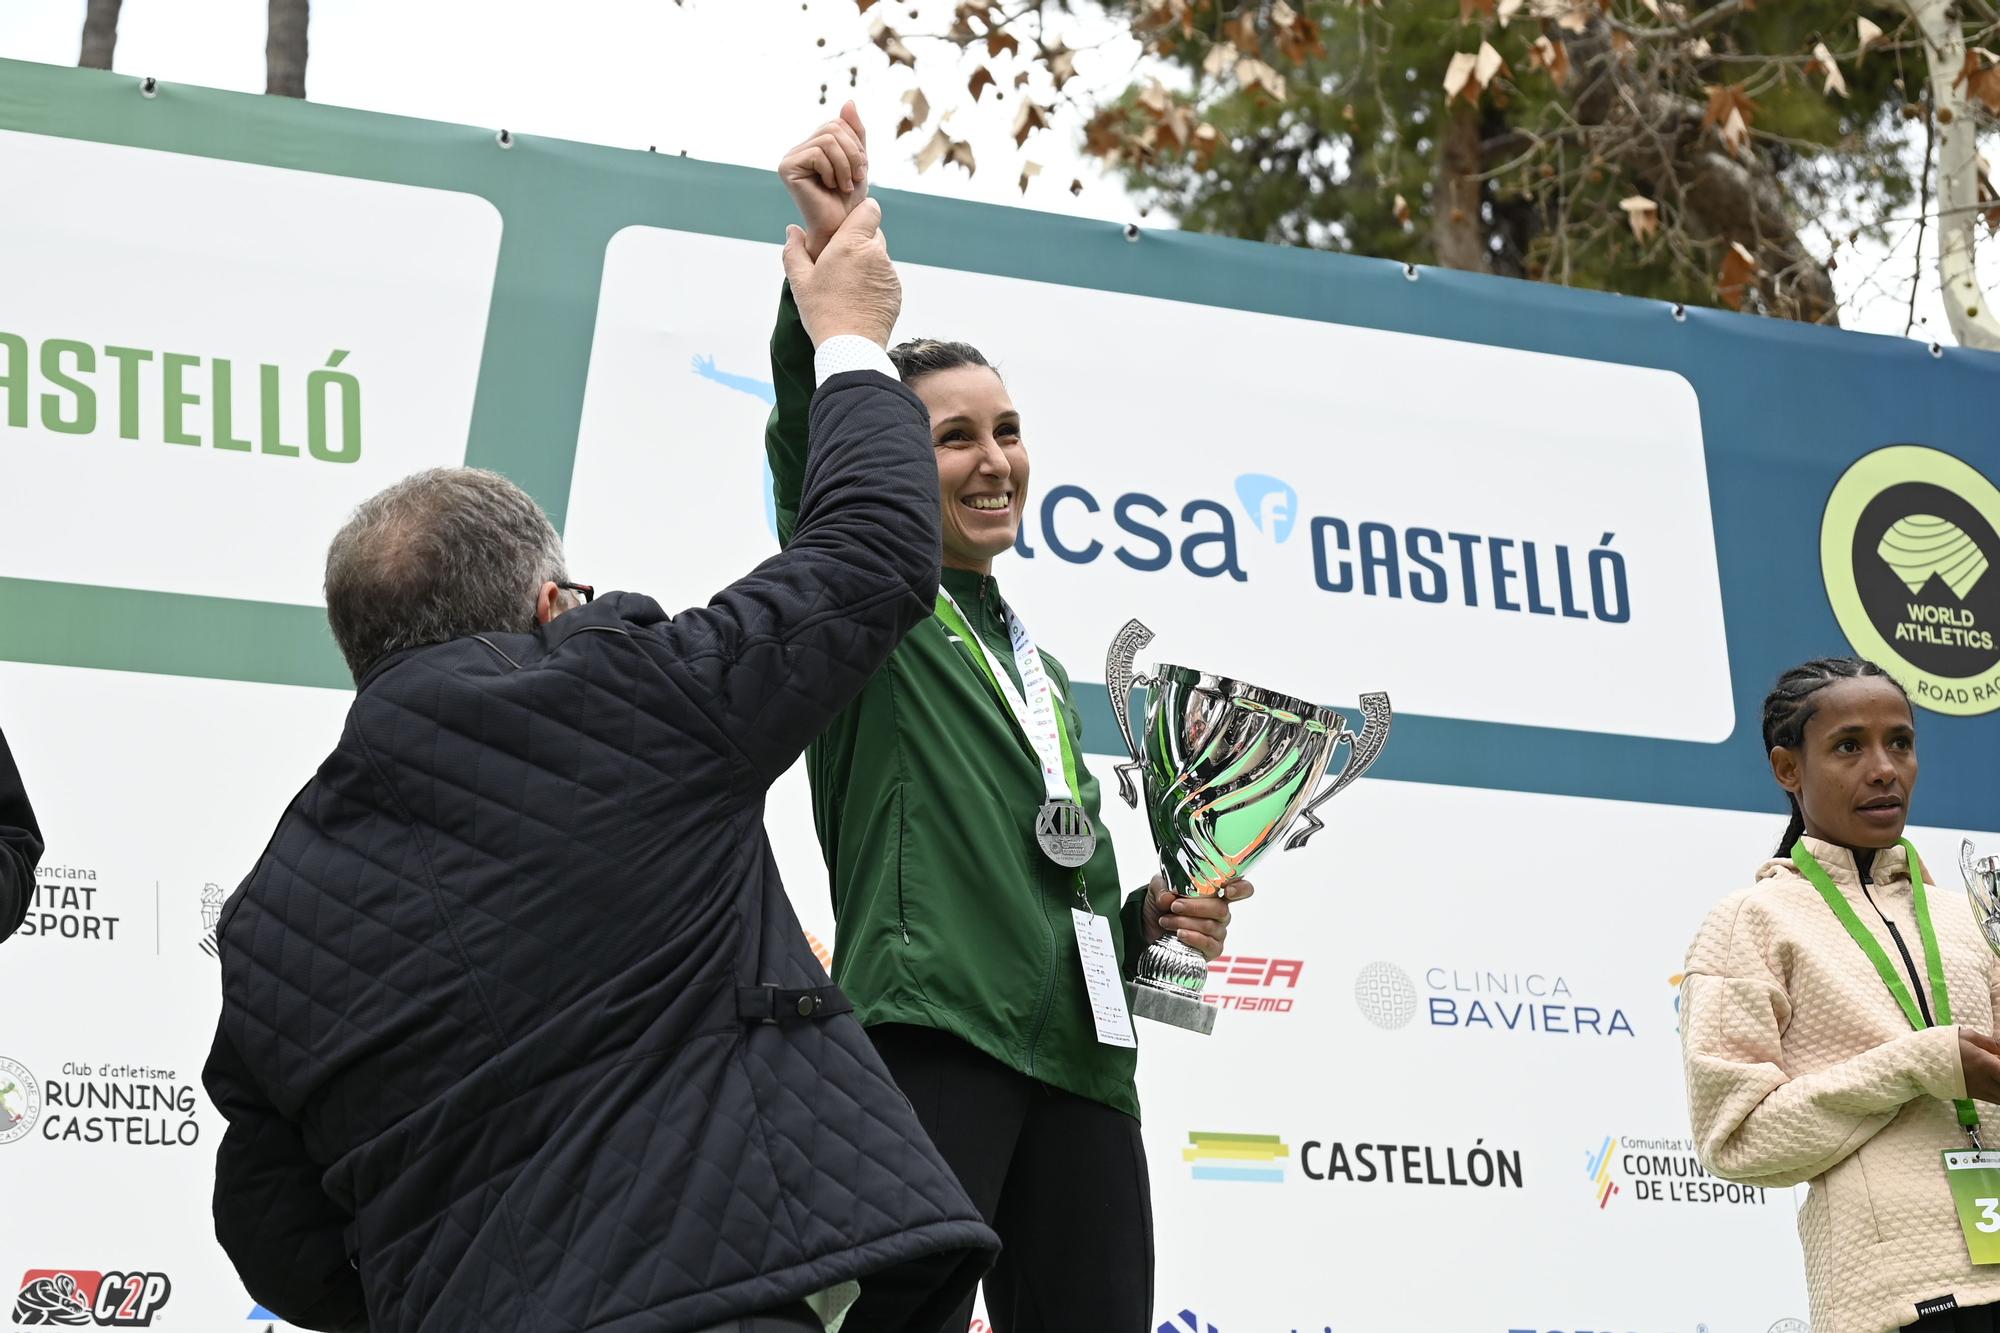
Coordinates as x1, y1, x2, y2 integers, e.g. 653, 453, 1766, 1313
0, 0, 1972, 342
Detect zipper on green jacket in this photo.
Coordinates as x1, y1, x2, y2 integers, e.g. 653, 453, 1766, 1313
1023, 858, 1060, 1076
893, 784, 911, 945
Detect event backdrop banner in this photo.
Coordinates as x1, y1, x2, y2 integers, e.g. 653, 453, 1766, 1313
3, 55, 2000, 1333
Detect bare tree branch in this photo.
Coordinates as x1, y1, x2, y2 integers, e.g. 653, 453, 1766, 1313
78, 0, 122, 71
266, 0, 310, 99
1903, 0, 2000, 348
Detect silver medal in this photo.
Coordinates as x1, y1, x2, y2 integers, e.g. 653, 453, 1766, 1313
1035, 799, 1097, 868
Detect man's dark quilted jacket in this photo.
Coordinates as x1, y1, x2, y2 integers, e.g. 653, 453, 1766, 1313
203, 370, 999, 1333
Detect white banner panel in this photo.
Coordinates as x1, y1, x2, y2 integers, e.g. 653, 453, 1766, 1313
566, 227, 1732, 743
0, 129, 502, 608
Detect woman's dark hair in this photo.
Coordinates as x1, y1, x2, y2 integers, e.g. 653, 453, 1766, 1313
1761, 656, 1911, 855
888, 337, 994, 385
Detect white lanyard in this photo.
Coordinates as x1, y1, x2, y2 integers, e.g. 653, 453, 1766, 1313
934, 587, 1076, 806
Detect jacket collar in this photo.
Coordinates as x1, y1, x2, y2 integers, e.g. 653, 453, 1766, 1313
1762, 835, 1913, 890
939, 565, 1003, 615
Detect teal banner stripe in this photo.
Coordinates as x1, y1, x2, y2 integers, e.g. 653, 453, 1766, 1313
0, 578, 350, 692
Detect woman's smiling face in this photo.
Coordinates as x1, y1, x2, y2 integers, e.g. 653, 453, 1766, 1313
913, 364, 1029, 575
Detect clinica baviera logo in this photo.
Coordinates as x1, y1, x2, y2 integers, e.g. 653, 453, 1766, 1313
1355, 963, 1634, 1037
1823, 444, 2000, 715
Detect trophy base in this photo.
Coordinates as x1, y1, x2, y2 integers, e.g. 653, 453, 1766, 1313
1127, 980, 1218, 1035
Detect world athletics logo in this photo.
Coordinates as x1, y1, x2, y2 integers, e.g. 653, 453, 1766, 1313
1183, 1131, 1289, 1183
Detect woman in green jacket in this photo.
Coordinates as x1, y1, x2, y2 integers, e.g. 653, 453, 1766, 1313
769, 107, 1250, 1332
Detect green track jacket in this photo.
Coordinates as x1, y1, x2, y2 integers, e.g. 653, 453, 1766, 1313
764, 287, 1146, 1119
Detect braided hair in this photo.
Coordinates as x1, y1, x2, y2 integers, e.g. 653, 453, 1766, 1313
1761, 657, 1910, 856
888, 337, 994, 387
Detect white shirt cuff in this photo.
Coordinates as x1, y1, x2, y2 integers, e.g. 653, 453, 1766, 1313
814, 336, 899, 386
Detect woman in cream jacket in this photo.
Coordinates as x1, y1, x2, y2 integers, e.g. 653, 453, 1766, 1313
1683, 656, 2000, 1333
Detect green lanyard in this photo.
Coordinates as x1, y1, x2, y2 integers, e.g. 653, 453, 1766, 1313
1793, 838, 1981, 1140
931, 593, 1085, 801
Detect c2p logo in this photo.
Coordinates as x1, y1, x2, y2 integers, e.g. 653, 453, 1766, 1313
13, 1269, 172, 1327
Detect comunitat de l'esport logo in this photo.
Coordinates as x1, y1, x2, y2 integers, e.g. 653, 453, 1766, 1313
12, 1270, 172, 1327
1822, 444, 2000, 715
1586, 1134, 1781, 1209
1353, 962, 1635, 1037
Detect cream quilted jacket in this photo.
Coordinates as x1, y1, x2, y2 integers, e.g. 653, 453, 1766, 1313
1682, 837, 2000, 1333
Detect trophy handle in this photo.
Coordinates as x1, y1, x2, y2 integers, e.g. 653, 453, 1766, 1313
1285, 691, 1392, 851
1964, 838, 1981, 893
1105, 618, 1153, 809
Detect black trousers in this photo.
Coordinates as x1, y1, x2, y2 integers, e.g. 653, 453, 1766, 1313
844, 1024, 1154, 1333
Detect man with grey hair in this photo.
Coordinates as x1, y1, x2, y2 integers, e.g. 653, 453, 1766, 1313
202, 196, 997, 1333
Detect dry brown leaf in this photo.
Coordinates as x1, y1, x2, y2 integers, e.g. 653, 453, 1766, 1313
1014, 70, 1031, 88
1012, 99, 1054, 146
871, 18, 918, 70
969, 66, 997, 100
1473, 40, 1508, 88
1530, 35, 1571, 87
856, 0, 879, 9
1203, 41, 1240, 79
1443, 50, 1480, 102
1237, 55, 1288, 99
1957, 49, 2000, 113
1702, 84, 1758, 156
1018, 160, 1041, 194
1809, 41, 1847, 98
1619, 194, 1659, 242
1459, 0, 1497, 20
1856, 16, 1884, 60
1191, 121, 1220, 170
895, 87, 930, 137
915, 128, 952, 173
1138, 81, 1171, 115
1718, 241, 1758, 309
954, 0, 999, 22
1638, 0, 1660, 12
945, 138, 977, 176
1274, 3, 1326, 62
1043, 39, 1080, 89
1498, 0, 1525, 21
1070, 178, 1085, 196
1228, 13, 1260, 49
988, 28, 1020, 58
1557, 5, 1590, 33
1686, 36, 1711, 58
1083, 107, 1125, 158
1393, 193, 1412, 226
1610, 29, 1634, 60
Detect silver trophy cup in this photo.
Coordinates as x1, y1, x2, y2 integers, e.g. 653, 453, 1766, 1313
1963, 840, 2000, 954
1105, 618, 1391, 1035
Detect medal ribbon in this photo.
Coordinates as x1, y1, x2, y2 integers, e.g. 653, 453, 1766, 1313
933, 588, 1082, 807
1793, 838, 1981, 1139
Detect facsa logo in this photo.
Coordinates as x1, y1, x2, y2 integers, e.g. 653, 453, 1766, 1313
1234, 474, 1298, 544
13, 1269, 172, 1327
